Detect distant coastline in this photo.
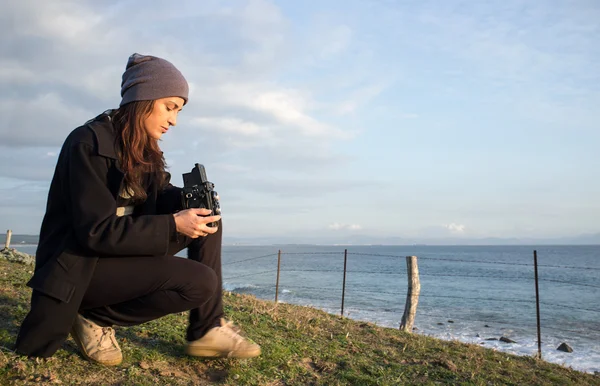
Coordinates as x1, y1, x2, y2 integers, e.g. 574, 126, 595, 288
2, 233, 599, 247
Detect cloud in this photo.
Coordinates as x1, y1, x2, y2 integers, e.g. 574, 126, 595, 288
443, 223, 466, 234
329, 223, 362, 231
0, 0, 365, 184
187, 82, 353, 142
0, 92, 92, 147
191, 117, 271, 142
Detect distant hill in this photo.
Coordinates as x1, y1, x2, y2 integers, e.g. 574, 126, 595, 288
2, 233, 599, 247
223, 233, 600, 246
0, 234, 39, 245
564, 232, 600, 245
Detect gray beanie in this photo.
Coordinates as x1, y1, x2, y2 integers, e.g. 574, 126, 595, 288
120, 53, 189, 107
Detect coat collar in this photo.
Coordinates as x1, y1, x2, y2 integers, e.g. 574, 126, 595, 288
86, 110, 119, 160
85, 109, 165, 164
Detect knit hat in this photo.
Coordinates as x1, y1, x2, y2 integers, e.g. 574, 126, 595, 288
119, 53, 189, 107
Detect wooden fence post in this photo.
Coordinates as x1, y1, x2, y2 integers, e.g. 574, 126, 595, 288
4, 230, 12, 250
400, 255, 420, 332
275, 250, 281, 304
341, 248, 348, 316
534, 250, 542, 359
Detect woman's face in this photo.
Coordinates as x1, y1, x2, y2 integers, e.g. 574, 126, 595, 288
143, 97, 185, 140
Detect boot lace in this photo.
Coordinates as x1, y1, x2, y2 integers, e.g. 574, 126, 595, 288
98, 327, 118, 350
217, 319, 245, 355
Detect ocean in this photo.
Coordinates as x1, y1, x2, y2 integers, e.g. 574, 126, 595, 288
13, 243, 600, 374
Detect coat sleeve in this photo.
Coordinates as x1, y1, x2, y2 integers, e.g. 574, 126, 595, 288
156, 172, 184, 214
64, 142, 177, 256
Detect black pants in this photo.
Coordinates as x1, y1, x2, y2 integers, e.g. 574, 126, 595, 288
79, 222, 224, 341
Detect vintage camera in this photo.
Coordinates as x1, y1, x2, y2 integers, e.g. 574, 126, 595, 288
182, 163, 221, 227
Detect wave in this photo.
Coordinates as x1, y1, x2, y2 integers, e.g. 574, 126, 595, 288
222, 283, 259, 292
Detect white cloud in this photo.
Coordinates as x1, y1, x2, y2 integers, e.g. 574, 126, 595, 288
7, 0, 104, 45
329, 223, 362, 231
444, 223, 466, 234
188, 82, 354, 140
0, 0, 359, 169
192, 117, 270, 138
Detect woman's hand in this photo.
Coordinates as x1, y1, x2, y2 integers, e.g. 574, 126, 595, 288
173, 208, 221, 238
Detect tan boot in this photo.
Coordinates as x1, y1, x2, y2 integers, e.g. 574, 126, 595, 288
70, 314, 123, 366
185, 318, 261, 359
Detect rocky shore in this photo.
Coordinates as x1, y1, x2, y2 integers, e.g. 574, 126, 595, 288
0, 247, 35, 265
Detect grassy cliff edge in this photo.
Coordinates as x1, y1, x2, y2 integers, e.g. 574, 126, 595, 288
1, 257, 598, 385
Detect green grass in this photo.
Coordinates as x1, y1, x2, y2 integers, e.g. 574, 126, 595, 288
1, 259, 599, 385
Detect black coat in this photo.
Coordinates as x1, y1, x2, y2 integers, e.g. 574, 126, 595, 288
14, 110, 188, 357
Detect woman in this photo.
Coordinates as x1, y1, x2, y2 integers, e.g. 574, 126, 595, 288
14, 53, 261, 366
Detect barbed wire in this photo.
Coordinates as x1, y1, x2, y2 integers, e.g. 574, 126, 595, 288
279, 268, 407, 275
223, 279, 599, 336
410, 257, 531, 267
345, 288, 406, 297
346, 269, 407, 274
417, 296, 600, 315
280, 252, 344, 255
538, 278, 600, 289
274, 303, 596, 338
223, 281, 600, 316
347, 252, 532, 266
536, 264, 600, 271
222, 253, 278, 266
335, 251, 600, 271
346, 252, 416, 259
274, 284, 342, 292
220, 249, 600, 339
280, 299, 598, 336
225, 270, 598, 294
539, 302, 600, 314
223, 250, 600, 273
244, 284, 398, 297
343, 305, 401, 314
223, 269, 277, 280
419, 257, 600, 272
221, 287, 599, 338
419, 273, 531, 280
273, 285, 416, 300
279, 269, 342, 273
225, 261, 599, 289
417, 294, 534, 304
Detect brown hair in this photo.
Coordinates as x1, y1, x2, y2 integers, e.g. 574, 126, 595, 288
111, 100, 167, 203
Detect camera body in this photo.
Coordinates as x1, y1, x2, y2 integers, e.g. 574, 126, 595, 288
181, 163, 221, 227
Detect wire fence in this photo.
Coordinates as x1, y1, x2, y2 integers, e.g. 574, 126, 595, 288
220, 247, 600, 361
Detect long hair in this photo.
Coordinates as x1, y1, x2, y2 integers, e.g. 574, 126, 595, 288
111, 100, 167, 203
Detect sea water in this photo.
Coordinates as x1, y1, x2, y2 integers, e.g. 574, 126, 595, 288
14, 244, 600, 373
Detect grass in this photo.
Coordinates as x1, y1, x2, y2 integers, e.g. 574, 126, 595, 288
1, 258, 599, 385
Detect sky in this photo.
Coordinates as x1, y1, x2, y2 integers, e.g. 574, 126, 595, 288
0, 0, 599, 243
